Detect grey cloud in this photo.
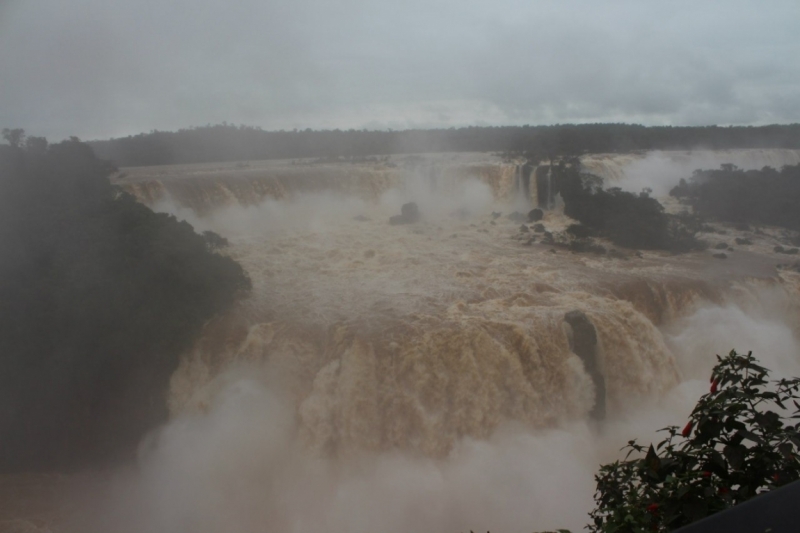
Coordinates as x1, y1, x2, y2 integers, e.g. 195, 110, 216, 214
1, 0, 798, 140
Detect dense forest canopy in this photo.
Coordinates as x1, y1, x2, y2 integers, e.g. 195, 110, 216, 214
550, 159, 705, 252
89, 123, 800, 167
0, 132, 251, 472
671, 163, 800, 233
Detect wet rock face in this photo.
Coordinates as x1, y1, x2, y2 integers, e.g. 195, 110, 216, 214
528, 208, 544, 222
564, 310, 606, 420
389, 202, 421, 225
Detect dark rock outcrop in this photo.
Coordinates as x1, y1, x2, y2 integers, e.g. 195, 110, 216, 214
389, 202, 421, 225
528, 208, 544, 222
566, 224, 591, 239
564, 310, 606, 420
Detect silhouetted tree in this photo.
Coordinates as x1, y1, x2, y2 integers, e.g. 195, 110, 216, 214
556, 159, 704, 252
671, 163, 800, 232
2, 127, 25, 148
0, 137, 251, 472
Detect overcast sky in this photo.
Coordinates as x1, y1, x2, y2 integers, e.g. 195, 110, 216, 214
1, 0, 799, 140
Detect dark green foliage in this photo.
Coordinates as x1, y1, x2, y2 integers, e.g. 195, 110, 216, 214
566, 224, 592, 239
0, 136, 250, 472
88, 123, 800, 167
671, 164, 800, 232
2, 128, 26, 148
203, 230, 230, 250
555, 160, 705, 252
589, 351, 800, 532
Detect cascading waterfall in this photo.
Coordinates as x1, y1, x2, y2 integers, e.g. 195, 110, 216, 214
146, 149, 797, 455
8, 148, 800, 533
533, 164, 553, 209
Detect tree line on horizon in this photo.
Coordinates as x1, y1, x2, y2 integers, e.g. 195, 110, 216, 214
671, 163, 800, 234
88, 123, 800, 167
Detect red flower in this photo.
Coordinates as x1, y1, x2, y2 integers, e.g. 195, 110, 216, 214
682, 421, 694, 437
646, 503, 659, 514
718, 487, 729, 494
773, 473, 780, 483
702, 471, 711, 478
710, 380, 719, 393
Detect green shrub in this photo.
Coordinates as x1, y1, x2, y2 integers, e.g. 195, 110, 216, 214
588, 351, 800, 532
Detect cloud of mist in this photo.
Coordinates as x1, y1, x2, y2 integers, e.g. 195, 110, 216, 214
89, 163, 800, 533
599, 149, 800, 197
152, 192, 369, 238
149, 171, 496, 239
70, 283, 800, 533
378, 172, 495, 220
666, 287, 800, 379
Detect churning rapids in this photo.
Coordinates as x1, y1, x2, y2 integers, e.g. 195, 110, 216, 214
4, 149, 800, 533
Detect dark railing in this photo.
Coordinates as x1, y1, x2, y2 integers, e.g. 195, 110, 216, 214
675, 480, 800, 533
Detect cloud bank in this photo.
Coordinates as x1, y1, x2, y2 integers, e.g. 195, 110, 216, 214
1, 0, 798, 139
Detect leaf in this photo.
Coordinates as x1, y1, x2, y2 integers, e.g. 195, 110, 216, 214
737, 429, 763, 444
778, 442, 793, 460
644, 444, 661, 474
681, 501, 708, 522
754, 411, 781, 431
724, 444, 746, 470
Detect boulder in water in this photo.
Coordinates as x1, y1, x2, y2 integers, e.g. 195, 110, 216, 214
389, 202, 421, 225
402, 202, 420, 221
528, 208, 544, 222
533, 223, 546, 233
